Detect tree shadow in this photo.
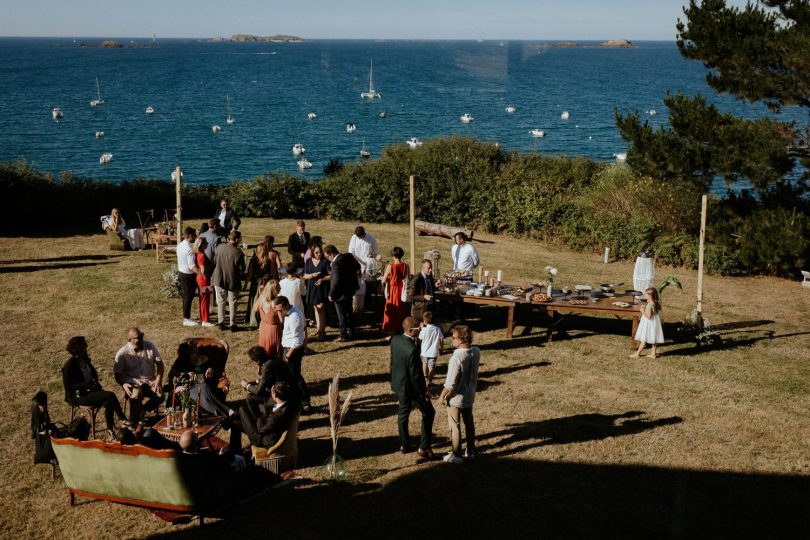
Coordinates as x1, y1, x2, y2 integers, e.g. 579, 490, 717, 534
712, 320, 775, 332
477, 411, 683, 457
0, 261, 118, 273
670, 331, 810, 357
0, 254, 122, 264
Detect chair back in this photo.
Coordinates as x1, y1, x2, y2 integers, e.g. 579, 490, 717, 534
136, 209, 155, 229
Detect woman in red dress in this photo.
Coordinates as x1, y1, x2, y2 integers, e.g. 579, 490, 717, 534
193, 237, 214, 327
256, 279, 283, 359
381, 246, 411, 336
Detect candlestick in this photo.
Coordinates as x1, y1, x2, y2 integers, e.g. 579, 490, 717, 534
484, 270, 489, 278
195, 389, 200, 420
171, 382, 176, 409
496, 269, 503, 282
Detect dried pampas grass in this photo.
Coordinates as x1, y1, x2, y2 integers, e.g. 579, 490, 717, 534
327, 373, 353, 477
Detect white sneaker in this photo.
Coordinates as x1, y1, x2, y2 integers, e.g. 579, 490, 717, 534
182, 319, 199, 327
464, 451, 476, 461
201, 321, 215, 328
443, 453, 463, 465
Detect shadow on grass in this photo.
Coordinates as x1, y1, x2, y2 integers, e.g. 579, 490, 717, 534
0, 261, 118, 273
148, 455, 810, 538
478, 411, 683, 456
0, 254, 122, 264
670, 331, 810, 357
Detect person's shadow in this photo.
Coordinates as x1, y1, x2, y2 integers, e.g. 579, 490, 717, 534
478, 411, 683, 456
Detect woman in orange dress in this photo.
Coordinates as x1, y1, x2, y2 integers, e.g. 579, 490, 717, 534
381, 246, 411, 336
256, 279, 283, 359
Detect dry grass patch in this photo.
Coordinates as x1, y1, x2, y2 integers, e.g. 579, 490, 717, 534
1, 218, 809, 537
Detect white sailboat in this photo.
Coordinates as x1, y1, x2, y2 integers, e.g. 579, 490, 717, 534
212, 125, 222, 133
145, 106, 155, 114
292, 143, 306, 156
360, 60, 381, 99
90, 78, 104, 107
360, 138, 370, 158
225, 95, 234, 125
346, 122, 357, 133
298, 158, 313, 169
99, 152, 113, 164
460, 113, 474, 123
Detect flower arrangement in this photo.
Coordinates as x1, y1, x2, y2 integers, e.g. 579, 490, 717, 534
543, 266, 558, 286
172, 372, 192, 410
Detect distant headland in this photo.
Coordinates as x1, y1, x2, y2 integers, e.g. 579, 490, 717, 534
211, 34, 304, 43
78, 39, 157, 49
536, 39, 635, 49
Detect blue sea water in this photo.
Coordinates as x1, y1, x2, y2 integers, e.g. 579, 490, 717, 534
0, 38, 803, 188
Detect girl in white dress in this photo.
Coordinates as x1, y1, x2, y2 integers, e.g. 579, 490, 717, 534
631, 287, 665, 359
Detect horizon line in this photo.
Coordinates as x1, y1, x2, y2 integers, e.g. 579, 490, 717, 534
0, 35, 678, 42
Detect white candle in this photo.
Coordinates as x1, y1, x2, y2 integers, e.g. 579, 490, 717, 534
496, 270, 503, 282
484, 270, 489, 278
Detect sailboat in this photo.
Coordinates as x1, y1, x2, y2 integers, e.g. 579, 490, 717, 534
360, 60, 381, 99
225, 95, 234, 125
360, 138, 370, 158
90, 78, 104, 107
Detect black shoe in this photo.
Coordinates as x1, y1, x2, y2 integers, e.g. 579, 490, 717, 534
400, 444, 413, 454
230, 325, 239, 333
301, 404, 312, 415
218, 323, 227, 331
416, 448, 434, 462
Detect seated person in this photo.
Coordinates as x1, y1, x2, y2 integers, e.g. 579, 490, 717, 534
62, 336, 127, 440
240, 346, 294, 418
113, 326, 164, 427
167, 341, 236, 421
114, 426, 138, 445
179, 430, 245, 471
102, 208, 144, 249
238, 382, 299, 448
138, 427, 178, 450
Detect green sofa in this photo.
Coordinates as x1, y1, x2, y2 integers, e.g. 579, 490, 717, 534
52, 437, 237, 523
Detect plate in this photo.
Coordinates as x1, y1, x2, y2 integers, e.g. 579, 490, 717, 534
612, 301, 631, 308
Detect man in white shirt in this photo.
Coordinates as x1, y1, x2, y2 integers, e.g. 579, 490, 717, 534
451, 232, 480, 273
113, 326, 164, 425
176, 227, 199, 327
348, 225, 379, 277
276, 295, 311, 412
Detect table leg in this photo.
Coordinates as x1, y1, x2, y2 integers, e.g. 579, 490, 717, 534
547, 309, 555, 343
630, 316, 639, 350
506, 305, 514, 338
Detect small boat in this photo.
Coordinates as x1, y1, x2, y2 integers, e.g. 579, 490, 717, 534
406, 137, 423, 149
360, 138, 370, 158
614, 152, 627, 162
145, 106, 155, 114
99, 152, 113, 164
346, 122, 357, 133
360, 59, 381, 99
505, 105, 516, 114
460, 113, 474, 123
225, 95, 234, 125
561, 111, 570, 120
52, 107, 63, 120
378, 111, 386, 118
292, 143, 306, 156
95, 131, 105, 138
90, 77, 105, 107
212, 125, 222, 133
297, 158, 313, 169
646, 109, 657, 116
530, 129, 546, 137
307, 112, 317, 120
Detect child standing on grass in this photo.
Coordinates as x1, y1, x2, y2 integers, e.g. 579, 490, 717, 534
418, 312, 443, 393
631, 287, 665, 359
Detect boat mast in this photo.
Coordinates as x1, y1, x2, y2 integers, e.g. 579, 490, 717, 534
369, 60, 374, 93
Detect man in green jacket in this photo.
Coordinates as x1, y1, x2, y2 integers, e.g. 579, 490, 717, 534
390, 317, 435, 461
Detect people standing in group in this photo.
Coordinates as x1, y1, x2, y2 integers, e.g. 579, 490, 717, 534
451, 232, 480, 272
276, 295, 311, 413
303, 242, 331, 340
348, 225, 379, 277
438, 324, 480, 464
200, 217, 221, 261
325, 244, 361, 342
214, 199, 241, 235
256, 279, 283, 360
240, 346, 294, 419
62, 336, 126, 440
212, 230, 246, 332
193, 236, 215, 327
246, 236, 282, 327
409, 259, 436, 321
630, 287, 665, 359
176, 227, 200, 327
280, 262, 306, 313
287, 220, 310, 270
381, 246, 411, 338
418, 312, 443, 392
390, 317, 435, 461
113, 326, 164, 428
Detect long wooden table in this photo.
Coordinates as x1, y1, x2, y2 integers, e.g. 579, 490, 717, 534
436, 286, 642, 347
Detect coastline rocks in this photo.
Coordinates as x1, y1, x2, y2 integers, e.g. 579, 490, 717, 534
600, 39, 635, 48
227, 34, 304, 43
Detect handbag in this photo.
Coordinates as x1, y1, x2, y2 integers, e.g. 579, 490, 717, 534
400, 265, 412, 303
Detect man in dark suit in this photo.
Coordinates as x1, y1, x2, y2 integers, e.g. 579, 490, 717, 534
409, 259, 436, 321
325, 244, 360, 342
238, 382, 299, 448
390, 317, 435, 461
286, 220, 311, 269
212, 230, 246, 331
240, 346, 294, 418
213, 199, 241, 235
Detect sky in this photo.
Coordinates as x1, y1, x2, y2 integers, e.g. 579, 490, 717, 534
0, 0, 752, 40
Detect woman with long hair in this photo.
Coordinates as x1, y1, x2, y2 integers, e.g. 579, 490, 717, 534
381, 246, 411, 337
246, 235, 282, 327
303, 242, 331, 340
256, 279, 283, 359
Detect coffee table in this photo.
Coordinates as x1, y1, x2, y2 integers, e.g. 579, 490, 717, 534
153, 414, 223, 445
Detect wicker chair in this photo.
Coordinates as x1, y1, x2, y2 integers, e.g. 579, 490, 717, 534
250, 409, 300, 474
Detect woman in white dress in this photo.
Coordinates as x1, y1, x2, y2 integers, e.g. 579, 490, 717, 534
630, 287, 665, 359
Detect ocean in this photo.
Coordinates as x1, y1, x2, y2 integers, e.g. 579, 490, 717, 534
0, 38, 802, 188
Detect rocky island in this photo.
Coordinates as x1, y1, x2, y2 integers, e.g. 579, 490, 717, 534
212, 34, 304, 43
600, 39, 635, 48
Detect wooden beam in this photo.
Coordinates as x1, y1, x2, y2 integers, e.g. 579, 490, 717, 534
175, 166, 182, 244
409, 175, 416, 270
414, 220, 474, 240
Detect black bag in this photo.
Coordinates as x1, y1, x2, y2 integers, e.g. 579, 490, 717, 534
67, 417, 91, 441
31, 391, 58, 464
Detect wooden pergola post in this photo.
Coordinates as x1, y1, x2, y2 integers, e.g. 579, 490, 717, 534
696, 194, 707, 315
175, 166, 183, 244
409, 175, 416, 270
